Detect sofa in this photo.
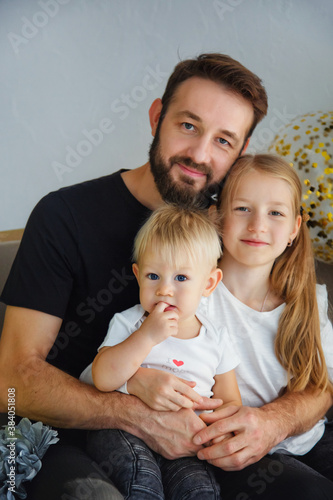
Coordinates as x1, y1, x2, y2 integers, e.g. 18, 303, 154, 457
0, 233, 24, 333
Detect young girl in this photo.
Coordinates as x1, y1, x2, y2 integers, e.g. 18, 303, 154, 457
80, 204, 242, 500
197, 153, 333, 480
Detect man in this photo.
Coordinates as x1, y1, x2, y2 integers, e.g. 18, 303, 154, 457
0, 54, 331, 499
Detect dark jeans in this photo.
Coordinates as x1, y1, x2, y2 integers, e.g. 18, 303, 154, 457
25, 422, 333, 499
86, 429, 221, 499
25, 429, 124, 500
293, 419, 333, 480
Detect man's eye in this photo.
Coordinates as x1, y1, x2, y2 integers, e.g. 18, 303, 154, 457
175, 275, 187, 282
147, 273, 159, 280
183, 122, 195, 131
218, 137, 229, 145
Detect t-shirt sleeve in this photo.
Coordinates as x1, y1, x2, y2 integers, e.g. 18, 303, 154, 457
0, 192, 79, 319
98, 311, 136, 350
317, 284, 333, 382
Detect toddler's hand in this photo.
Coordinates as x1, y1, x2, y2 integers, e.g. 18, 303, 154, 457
128, 368, 203, 411
139, 301, 179, 344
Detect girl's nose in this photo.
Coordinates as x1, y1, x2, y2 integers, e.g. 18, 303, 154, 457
248, 213, 267, 232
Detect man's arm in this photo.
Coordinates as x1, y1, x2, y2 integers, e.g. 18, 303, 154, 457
194, 387, 333, 470
0, 306, 219, 459
0, 306, 116, 428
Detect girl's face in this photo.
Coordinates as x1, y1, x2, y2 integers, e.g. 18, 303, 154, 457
221, 170, 301, 269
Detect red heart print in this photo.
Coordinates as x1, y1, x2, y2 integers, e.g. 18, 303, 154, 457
173, 359, 184, 367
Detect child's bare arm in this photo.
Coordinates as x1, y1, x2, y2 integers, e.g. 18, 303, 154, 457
92, 302, 178, 392
204, 369, 242, 443
212, 370, 242, 410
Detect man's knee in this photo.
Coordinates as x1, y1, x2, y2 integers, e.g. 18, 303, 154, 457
26, 444, 124, 500
59, 477, 124, 500
215, 455, 333, 500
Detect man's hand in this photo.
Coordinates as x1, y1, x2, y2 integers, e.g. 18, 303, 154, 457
128, 367, 222, 411
122, 397, 220, 460
193, 405, 279, 471
194, 387, 333, 471
132, 406, 208, 459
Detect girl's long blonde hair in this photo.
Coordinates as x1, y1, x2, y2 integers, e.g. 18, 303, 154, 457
219, 154, 332, 394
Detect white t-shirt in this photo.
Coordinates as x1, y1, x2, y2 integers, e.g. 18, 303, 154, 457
80, 304, 239, 399
199, 282, 333, 455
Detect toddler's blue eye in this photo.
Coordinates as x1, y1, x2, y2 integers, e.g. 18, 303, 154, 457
148, 273, 159, 280
175, 275, 187, 282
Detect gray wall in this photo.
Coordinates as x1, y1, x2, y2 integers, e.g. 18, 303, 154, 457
1, 0, 333, 231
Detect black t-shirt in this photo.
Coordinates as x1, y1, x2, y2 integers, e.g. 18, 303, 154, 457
1, 170, 151, 378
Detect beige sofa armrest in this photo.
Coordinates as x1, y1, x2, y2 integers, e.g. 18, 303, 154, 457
0, 230, 24, 333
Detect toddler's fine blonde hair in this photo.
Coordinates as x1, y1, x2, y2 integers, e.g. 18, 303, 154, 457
133, 204, 222, 269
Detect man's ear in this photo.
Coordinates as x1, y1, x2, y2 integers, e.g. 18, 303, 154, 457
132, 263, 140, 284
202, 268, 223, 297
149, 98, 163, 136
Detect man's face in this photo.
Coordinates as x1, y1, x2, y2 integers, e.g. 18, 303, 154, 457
149, 77, 254, 207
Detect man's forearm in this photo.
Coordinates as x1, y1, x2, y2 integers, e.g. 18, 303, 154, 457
261, 387, 333, 445
0, 355, 146, 430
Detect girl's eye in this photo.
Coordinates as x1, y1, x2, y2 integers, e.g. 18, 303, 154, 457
270, 211, 283, 216
147, 273, 159, 280
235, 206, 249, 212
175, 275, 187, 282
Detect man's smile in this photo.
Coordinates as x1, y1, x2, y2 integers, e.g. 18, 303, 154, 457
177, 163, 207, 178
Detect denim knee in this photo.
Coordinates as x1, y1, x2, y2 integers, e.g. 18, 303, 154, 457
59, 477, 124, 500
87, 429, 164, 499
160, 456, 220, 500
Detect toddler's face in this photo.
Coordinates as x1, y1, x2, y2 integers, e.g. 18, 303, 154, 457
133, 248, 219, 323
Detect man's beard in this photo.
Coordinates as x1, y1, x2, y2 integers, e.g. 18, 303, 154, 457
149, 124, 223, 209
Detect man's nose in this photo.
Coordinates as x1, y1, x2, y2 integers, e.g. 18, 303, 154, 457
186, 136, 211, 165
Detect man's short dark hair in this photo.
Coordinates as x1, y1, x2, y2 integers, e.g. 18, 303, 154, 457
161, 53, 268, 139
